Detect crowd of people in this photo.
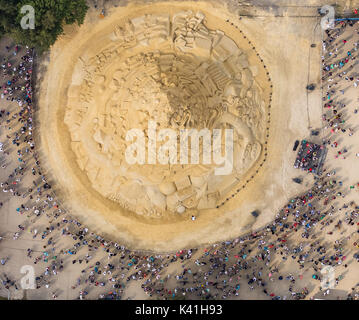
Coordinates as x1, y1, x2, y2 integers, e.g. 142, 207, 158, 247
0, 19, 358, 301
294, 140, 326, 174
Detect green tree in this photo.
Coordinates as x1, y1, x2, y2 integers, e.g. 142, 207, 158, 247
0, 0, 18, 36
0, 0, 88, 53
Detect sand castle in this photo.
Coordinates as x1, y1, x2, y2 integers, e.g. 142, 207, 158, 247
62, 10, 268, 219
38, 2, 278, 250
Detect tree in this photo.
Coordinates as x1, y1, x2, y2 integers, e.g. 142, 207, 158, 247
0, 0, 18, 36
0, 0, 88, 53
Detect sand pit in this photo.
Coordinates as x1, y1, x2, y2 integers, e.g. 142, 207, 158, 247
37, 1, 320, 251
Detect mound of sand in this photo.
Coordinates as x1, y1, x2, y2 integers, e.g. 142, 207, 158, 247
37, 1, 319, 251
63, 9, 268, 219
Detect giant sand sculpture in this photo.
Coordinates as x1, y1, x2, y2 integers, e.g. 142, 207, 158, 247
38, 4, 272, 250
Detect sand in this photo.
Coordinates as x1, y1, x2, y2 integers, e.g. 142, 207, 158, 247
1, 0, 359, 301
35, 0, 325, 252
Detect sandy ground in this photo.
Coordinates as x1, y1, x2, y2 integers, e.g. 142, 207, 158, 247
0, 0, 358, 300
36, 0, 325, 252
